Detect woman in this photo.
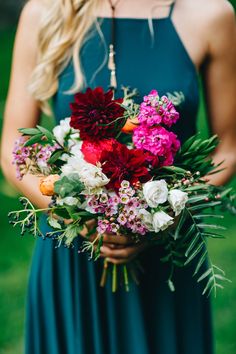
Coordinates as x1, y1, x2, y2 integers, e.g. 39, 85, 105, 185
1, 0, 236, 353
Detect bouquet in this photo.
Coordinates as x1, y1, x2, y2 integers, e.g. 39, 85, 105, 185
9, 87, 235, 295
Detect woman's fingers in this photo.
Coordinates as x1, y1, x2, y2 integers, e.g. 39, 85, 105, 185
100, 242, 147, 262
102, 233, 134, 245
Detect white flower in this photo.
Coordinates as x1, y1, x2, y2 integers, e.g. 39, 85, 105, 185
168, 189, 188, 216
70, 144, 83, 157
152, 211, 174, 233
61, 154, 109, 193
143, 180, 168, 208
79, 163, 109, 191
57, 196, 79, 206
139, 209, 154, 231
61, 155, 84, 175
53, 117, 80, 146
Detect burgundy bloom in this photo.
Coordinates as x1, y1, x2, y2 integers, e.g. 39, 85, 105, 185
70, 87, 125, 140
100, 142, 151, 190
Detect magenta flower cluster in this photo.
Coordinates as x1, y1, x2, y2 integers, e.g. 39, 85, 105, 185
86, 181, 148, 236
12, 137, 58, 180
133, 90, 181, 167
138, 90, 180, 127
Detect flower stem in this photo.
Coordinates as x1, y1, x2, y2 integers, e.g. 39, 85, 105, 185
123, 265, 130, 292
100, 259, 109, 288
112, 264, 117, 293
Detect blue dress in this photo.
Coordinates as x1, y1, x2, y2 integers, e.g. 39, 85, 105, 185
26, 4, 213, 354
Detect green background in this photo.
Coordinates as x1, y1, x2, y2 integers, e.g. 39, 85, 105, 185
0, 2, 236, 353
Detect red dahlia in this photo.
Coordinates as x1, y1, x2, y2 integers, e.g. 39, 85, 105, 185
81, 139, 116, 165
70, 87, 125, 140
100, 142, 151, 190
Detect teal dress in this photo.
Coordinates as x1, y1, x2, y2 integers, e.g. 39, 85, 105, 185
26, 4, 213, 354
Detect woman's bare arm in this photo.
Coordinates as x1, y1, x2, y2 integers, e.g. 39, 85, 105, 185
202, 1, 236, 185
1, 0, 51, 209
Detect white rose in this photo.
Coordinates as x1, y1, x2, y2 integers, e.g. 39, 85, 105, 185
143, 180, 168, 208
53, 118, 79, 146
153, 211, 174, 233
79, 164, 109, 190
139, 209, 154, 231
61, 154, 109, 193
168, 189, 188, 216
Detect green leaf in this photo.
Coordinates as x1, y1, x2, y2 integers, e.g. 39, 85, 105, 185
193, 249, 208, 276
197, 268, 212, 283
188, 201, 221, 211
201, 232, 225, 239
197, 224, 226, 230
47, 149, 65, 164
52, 207, 71, 219
161, 166, 187, 174
185, 232, 201, 257
36, 125, 55, 141
18, 127, 40, 135
174, 208, 187, 240
219, 188, 233, 199
64, 224, 81, 246
179, 134, 199, 153
48, 216, 62, 229
188, 195, 209, 204
167, 279, 175, 292
24, 134, 43, 146
184, 241, 204, 265
193, 214, 224, 219
54, 174, 84, 198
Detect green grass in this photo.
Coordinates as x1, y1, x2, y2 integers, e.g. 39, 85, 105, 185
1, 7, 236, 352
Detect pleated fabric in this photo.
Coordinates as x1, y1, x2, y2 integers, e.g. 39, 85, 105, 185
25, 12, 213, 354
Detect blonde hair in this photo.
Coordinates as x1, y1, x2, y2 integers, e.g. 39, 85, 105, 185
28, 0, 102, 115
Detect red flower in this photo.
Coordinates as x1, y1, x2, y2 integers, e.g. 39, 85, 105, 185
100, 142, 151, 190
81, 139, 116, 165
70, 87, 125, 140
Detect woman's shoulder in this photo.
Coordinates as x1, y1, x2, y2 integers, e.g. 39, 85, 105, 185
19, 0, 46, 29
179, 0, 235, 56
185, 0, 235, 24
16, 0, 47, 53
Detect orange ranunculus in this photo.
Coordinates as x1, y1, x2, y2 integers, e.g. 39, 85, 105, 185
39, 174, 60, 196
121, 116, 139, 134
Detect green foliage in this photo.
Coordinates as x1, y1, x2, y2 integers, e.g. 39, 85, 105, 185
161, 184, 235, 297
175, 134, 220, 176
54, 174, 84, 198
19, 125, 56, 146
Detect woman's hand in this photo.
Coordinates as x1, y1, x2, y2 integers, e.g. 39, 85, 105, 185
100, 234, 148, 265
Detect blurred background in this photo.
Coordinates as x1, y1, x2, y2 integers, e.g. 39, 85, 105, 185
0, 1, 236, 353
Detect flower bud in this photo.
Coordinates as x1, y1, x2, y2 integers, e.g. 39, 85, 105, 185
39, 174, 60, 196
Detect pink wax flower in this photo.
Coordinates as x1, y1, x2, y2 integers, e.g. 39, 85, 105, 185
12, 137, 58, 180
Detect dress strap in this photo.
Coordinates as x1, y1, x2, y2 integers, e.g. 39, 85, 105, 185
168, 1, 176, 18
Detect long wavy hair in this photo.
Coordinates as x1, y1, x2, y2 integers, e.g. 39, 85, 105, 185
28, 0, 174, 115
28, 0, 103, 115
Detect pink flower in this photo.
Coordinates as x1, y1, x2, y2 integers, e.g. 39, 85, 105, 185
138, 90, 180, 128
117, 213, 127, 225
132, 125, 180, 167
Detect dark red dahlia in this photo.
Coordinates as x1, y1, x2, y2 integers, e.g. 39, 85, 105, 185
100, 142, 151, 190
70, 87, 125, 140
